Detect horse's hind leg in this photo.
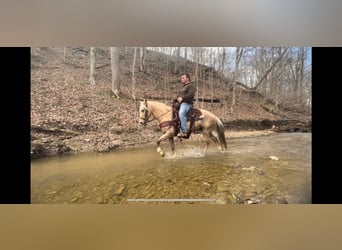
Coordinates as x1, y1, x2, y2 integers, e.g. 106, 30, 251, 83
210, 131, 223, 151
168, 137, 176, 156
202, 131, 210, 156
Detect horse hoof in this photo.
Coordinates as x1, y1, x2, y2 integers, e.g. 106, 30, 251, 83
160, 151, 165, 157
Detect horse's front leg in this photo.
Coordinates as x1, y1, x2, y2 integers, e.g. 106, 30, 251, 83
157, 131, 174, 157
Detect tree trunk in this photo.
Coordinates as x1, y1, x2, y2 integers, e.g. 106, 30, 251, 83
132, 47, 137, 100
139, 47, 146, 72
210, 69, 214, 104
194, 48, 199, 108
164, 57, 169, 102
201, 67, 205, 109
63, 47, 67, 61
230, 47, 243, 114
110, 47, 120, 98
259, 47, 267, 97
89, 47, 96, 85
298, 47, 305, 104
173, 47, 181, 74
220, 47, 226, 77
181, 47, 188, 73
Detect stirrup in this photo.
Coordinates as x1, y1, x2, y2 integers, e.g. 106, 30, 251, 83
177, 131, 186, 138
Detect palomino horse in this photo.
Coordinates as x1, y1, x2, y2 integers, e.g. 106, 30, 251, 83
138, 99, 227, 157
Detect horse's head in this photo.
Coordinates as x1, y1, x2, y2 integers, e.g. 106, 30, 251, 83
138, 99, 150, 126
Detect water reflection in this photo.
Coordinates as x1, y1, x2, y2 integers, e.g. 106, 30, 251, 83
31, 133, 311, 204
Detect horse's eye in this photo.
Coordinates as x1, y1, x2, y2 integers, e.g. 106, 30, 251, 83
141, 110, 144, 112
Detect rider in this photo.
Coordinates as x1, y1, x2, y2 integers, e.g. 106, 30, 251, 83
176, 73, 196, 138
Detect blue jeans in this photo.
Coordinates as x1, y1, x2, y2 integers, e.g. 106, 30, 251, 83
179, 102, 192, 133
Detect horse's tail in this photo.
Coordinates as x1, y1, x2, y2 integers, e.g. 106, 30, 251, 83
215, 117, 227, 150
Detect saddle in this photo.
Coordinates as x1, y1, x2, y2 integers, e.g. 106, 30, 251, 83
172, 100, 203, 138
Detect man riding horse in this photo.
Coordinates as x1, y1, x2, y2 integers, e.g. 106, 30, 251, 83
138, 74, 226, 157
176, 73, 196, 138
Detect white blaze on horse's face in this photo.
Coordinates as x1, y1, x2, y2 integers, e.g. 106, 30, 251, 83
138, 100, 149, 126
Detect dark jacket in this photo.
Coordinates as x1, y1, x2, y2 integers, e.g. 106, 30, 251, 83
177, 83, 196, 104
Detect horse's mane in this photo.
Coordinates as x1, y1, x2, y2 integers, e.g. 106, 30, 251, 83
147, 100, 172, 110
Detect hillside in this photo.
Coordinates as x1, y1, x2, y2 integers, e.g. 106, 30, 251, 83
31, 47, 311, 158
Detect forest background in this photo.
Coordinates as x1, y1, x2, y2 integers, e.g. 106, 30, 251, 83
31, 47, 311, 158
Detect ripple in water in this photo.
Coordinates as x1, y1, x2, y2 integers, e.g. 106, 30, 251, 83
163, 145, 205, 159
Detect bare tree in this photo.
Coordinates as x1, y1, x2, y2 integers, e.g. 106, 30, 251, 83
219, 47, 226, 78
257, 47, 268, 96
290, 47, 306, 104
230, 47, 243, 113
110, 47, 120, 98
209, 48, 215, 103
191, 47, 200, 108
89, 47, 96, 85
253, 47, 288, 92
132, 47, 137, 100
271, 47, 288, 110
139, 47, 146, 72
173, 47, 181, 74
182, 47, 188, 73
63, 47, 67, 61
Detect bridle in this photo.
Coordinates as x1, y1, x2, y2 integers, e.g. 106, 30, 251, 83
142, 102, 150, 126
138, 100, 148, 126
139, 100, 171, 126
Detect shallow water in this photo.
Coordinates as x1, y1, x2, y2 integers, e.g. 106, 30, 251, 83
31, 133, 311, 204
